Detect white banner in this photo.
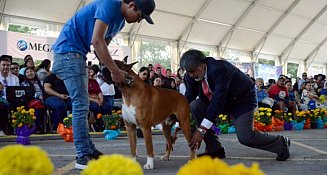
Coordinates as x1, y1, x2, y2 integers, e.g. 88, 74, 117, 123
0, 30, 130, 64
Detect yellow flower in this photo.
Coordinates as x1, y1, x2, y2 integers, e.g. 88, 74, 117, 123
32, 116, 37, 120
0, 145, 54, 175
68, 114, 73, 118
82, 154, 143, 175
177, 156, 265, 175
267, 113, 271, 117
258, 107, 265, 111
18, 123, 23, 127
12, 119, 16, 123
288, 113, 292, 116
267, 108, 272, 112
29, 108, 35, 114
222, 116, 227, 121
11, 115, 16, 119
218, 114, 224, 118
259, 112, 264, 116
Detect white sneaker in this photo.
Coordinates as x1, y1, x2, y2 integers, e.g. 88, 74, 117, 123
0, 130, 6, 137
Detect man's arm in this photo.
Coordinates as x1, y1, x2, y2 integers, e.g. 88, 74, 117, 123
91, 19, 126, 84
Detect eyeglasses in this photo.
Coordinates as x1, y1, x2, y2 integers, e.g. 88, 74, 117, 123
11, 67, 19, 70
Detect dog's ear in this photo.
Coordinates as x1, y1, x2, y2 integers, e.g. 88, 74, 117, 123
123, 56, 128, 64
126, 61, 138, 71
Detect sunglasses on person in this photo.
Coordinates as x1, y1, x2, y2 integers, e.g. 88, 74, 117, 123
11, 67, 19, 70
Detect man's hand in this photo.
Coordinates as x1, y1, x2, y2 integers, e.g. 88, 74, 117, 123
189, 130, 204, 151
111, 69, 128, 85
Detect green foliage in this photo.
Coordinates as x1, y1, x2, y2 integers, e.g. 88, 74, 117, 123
137, 41, 171, 70
63, 114, 73, 128
287, 63, 298, 78
8, 24, 36, 35
258, 58, 275, 66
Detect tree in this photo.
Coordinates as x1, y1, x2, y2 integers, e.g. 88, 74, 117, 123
287, 63, 299, 78
137, 41, 171, 70
258, 58, 275, 66
8, 24, 36, 34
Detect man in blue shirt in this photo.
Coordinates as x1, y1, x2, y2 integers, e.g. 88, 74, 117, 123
52, 0, 155, 170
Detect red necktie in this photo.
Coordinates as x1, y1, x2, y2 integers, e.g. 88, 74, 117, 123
202, 79, 212, 100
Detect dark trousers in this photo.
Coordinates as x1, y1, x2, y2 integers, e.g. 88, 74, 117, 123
44, 96, 72, 130
190, 99, 284, 155
0, 102, 9, 131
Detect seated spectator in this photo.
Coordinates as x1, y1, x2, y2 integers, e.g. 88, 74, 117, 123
19, 55, 35, 75
21, 68, 46, 133
87, 67, 104, 131
268, 77, 296, 118
97, 67, 115, 115
43, 73, 72, 131
148, 70, 155, 85
153, 76, 163, 87
36, 59, 51, 84
138, 67, 150, 84
256, 78, 273, 108
0, 82, 9, 136
285, 80, 305, 111
301, 82, 319, 109
0, 55, 20, 135
10, 62, 24, 84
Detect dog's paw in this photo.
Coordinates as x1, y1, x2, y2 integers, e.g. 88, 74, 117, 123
160, 155, 169, 161
143, 156, 154, 170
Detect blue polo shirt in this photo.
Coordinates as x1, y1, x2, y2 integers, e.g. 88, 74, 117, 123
53, 0, 125, 57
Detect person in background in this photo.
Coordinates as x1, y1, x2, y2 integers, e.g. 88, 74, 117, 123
87, 66, 104, 132
36, 59, 52, 84
51, 0, 155, 169
10, 62, 24, 83
147, 63, 153, 71
298, 72, 308, 90
180, 49, 290, 161
0, 55, 20, 136
97, 67, 115, 115
138, 67, 150, 84
19, 55, 35, 75
21, 67, 46, 134
43, 73, 72, 132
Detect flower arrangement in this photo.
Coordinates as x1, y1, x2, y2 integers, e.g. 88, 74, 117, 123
177, 156, 265, 175
82, 154, 143, 175
254, 107, 272, 125
283, 112, 293, 123
63, 113, 73, 128
274, 110, 284, 120
97, 110, 121, 130
216, 114, 230, 126
295, 110, 309, 123
0, 145, 54, 175
57, 113, 74, 142
11, 106, 36, 128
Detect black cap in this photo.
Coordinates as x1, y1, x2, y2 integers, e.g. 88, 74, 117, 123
135, 0, 155, 24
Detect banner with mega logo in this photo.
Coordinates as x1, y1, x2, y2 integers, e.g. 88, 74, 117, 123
0, 30, 130, 63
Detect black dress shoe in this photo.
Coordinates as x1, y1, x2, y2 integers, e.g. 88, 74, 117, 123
276, 136, 290, 161
197, 147, 226, 159
91, 149, 103, 159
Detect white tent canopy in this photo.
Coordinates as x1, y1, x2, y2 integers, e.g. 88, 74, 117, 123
0, 0, 327, 73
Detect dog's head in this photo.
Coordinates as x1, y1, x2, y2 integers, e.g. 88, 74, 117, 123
101, 59, 138, 87
114, 59, 138, 73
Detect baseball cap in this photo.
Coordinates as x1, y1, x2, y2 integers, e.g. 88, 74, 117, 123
134, 0, 155, 24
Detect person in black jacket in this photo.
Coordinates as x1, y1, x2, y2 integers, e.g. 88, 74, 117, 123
181, 49, 290, 161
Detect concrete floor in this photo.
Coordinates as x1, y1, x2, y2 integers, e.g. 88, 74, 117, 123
1, 129, 327, 175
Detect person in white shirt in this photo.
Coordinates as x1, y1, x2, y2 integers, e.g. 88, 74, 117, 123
97, 67, 115, 115
0, 55, 20, 136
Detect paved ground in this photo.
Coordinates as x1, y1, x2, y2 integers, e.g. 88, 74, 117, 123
1, 129, 327, 175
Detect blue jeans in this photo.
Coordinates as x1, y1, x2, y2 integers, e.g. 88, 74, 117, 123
102, 95, 114, 115
52, 52, 95, 157
44, 96, 72, 130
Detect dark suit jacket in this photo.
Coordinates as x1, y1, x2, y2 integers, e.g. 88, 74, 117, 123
185, 57, 257, 123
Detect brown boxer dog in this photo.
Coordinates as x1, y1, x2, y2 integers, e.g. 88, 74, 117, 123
114, 60, 195, 169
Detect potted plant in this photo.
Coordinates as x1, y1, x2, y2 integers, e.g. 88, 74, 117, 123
11, 106, 36, 145
57, 113, 73, 142
97, 110, 121, 140
254, 107, 273, 132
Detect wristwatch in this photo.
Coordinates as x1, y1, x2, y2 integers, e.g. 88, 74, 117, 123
197, 127, 207, 136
